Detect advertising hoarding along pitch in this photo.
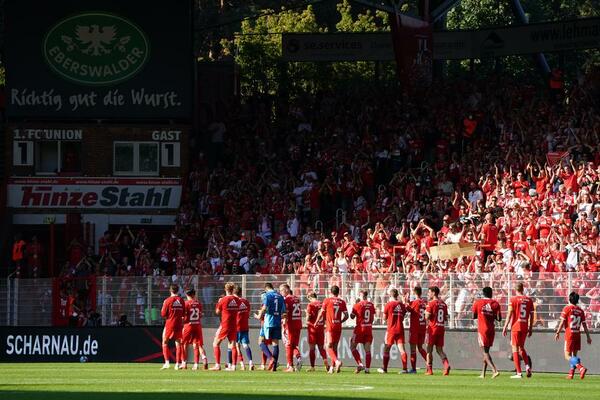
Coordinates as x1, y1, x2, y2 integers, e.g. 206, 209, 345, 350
5, 0, 192, 120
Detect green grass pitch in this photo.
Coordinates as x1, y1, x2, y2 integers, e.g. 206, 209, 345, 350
0, 363, 597, 400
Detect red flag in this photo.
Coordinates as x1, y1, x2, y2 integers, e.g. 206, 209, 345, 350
546, 151, 569, 166
389, 12, 432, 89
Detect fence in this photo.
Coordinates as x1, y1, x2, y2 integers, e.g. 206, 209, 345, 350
4, 272, 600, 331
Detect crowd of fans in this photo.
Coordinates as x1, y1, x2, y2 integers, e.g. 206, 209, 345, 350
11, 70, 600, 328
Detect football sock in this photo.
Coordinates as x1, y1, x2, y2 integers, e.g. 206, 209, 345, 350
309, 348, 316, 367
401, 352, 408, 370
177, 346, 184, 364
319, 347, 328, 362
442, 358, 449, 370
513, 352, 521, 374
245, 346, 253, 361
261, 352, 267, 366
260, 342, 272, 359
383, 351, 390, 371
327, 348, 338, 364
520, 350, 530, 368
162, 344, 170, 363
214, 346, 221, 365
352, 349, 362, 365
193, 347, 199, 364
419, 348, 428, 361
576, 363, 585, 370
227, 349, 232, 366
365, 351, 372, 369
272, 344, 279, 369
286, 345, 293, 367
410, 351, 417, 370
231, 347, 238, 368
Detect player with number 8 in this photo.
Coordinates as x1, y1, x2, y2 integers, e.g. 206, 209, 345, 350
424, 286, 451, 376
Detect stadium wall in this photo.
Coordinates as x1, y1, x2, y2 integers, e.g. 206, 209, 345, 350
1, 327, 597, 373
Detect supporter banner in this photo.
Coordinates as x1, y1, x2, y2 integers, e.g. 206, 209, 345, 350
2, 327, 598, 372
546, 151, 569, 166
7, 177, 181, 209
282, 17, 600, 61
5, 0, 192, 119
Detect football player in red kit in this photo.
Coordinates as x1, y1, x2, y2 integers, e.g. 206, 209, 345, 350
317, 285, 348, 374
472, 286, 502, 378
350, 290, 375, 373
378, 288, 409, 374
211, 282, 239, 371
425, 286, 451, 376
305, 292, 329, 372
161, 284, 185, 370
502, 282, 534, 378
555, 292, 593, 379
280, 284, 303, 372
407, 286, 428, 373
234, 286, 254, 371
182, 288, 208, 370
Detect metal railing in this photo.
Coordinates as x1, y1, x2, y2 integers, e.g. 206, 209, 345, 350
4, 272, 600, 330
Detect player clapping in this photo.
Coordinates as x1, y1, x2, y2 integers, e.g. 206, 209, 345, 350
317, 285, 348, 374
350, 290, 375, 374
425, 286, 451, 376
502, 282, 534, 379
407, 286, 428, 373
472, 286, 502, 378
280, 284, 303, 372
554, 292, 592, 379
182, 288, 208, 370
211, 282, 239, 371
160, 284, 185, 370
378, 288, 409, 374
305, 292, 329, 372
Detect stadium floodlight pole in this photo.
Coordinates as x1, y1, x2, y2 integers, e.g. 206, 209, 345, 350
430, 0, 462, 23
509, 0, 551, 76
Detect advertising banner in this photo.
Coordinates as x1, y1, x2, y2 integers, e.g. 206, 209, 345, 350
7, 177, 182, 209
282, 17, 600, 61
5, 0, 192, 120
1, 327, 598, 373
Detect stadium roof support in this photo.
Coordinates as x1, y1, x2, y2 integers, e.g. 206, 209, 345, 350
430, 0, 462, 23
509, 0, 550, 76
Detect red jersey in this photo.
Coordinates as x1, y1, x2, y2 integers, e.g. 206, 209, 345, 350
321, 296, 347, 331
472, 298, 501, 333
408, 298, 427, 333
216, 295, 239, 330
161, 295, 184, 329
561, 304, 585, 340
384, 300, 408, 334
351, 300, 375, 332
426, 298, 448, 329
284, 294, 303, 331
307, 301, 324, 331
236, 297, 250, 332
509, 295, 534, 332
183, 299, 203, 325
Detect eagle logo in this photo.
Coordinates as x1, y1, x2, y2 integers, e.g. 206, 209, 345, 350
60, 25, 131, 56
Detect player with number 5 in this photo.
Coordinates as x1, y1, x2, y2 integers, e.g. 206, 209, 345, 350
502, 282, 534, 379
424, 286, 451, 376
554, 292, 592, 379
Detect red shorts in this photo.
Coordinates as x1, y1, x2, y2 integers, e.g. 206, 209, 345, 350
385, 331, 405, 346
326, 329, 342, 346
427, 326, 445, 347
285, 328, 301, 348
477, 330, 495, 348
409, 329, 426, 345
565, 334, 581, 353
511, 330, 527, 347
163, 325, 182, 341
308, 328, 324, 346
215, 325, 237, 343
352, 329, 373, 344
182, 324, 203, 346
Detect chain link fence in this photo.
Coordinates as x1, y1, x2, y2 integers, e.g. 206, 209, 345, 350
4, 272, 600, 330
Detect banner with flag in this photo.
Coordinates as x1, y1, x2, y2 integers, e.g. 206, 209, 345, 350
546, 151, 569, 166
389, 12, 432, 88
